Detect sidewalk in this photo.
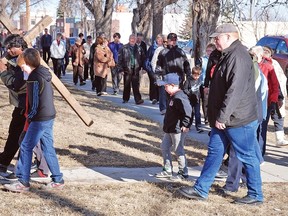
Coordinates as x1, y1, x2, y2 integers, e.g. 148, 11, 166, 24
59, 72, 288, 184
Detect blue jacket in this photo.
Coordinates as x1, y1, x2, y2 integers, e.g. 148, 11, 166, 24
108, 41, 123, 64
144, 41, 158, 74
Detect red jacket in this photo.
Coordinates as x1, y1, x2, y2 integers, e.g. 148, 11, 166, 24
259, 57, 279, 105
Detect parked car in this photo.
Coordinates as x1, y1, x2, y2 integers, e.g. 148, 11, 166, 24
256, 35, 288, 76
182, 40, 194, 57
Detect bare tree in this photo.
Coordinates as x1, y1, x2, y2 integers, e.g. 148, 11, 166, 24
82, 0, 115, 39
131, 0, 178, 43
192, 0, 221, 64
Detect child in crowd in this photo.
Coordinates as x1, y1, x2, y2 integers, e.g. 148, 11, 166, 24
4, 48, 64, 192
155, 73, 192, 181
184, 66, 203, 133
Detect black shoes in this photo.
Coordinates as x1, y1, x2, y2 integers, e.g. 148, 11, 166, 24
178, 187, 206, 200
233, 195, 263, 205
136, 99, 144, 105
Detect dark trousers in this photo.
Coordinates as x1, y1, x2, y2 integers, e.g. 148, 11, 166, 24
73, 65, 85, 84
191, 102, 201, 128
51, 58, 63, 78
62, 52, 69, 75
123, 71, 142, 102
84, 62, 90, 80
147, 71, 158, 101
111, 67, 122, 93
94, 76, 107, 94
42, 47, 51, 64
200, 85, 208, 122
0, 107, 26, 166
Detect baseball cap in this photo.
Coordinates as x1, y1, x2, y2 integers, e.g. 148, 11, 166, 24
167, 33, 177, 41
209, 23, 238, 38
158, 73, 180, 86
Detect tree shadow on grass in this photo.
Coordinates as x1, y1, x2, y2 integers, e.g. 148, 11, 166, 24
32, 189, 104, 216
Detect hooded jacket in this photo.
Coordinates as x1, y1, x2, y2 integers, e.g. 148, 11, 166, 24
26, 65, 56, 122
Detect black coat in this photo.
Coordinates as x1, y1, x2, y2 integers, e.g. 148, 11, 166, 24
207, 40, 257, 128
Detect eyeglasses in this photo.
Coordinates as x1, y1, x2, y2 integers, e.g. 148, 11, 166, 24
214, 34, 228, 41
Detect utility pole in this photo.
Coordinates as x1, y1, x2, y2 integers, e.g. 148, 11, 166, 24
26, 0, 31, 31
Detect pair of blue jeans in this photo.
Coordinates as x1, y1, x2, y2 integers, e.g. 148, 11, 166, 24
16, 119, 63, 185
191, 102, 201, 128
193, 120, 263, 201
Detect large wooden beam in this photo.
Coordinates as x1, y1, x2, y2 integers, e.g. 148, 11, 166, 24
0, 11, 94, 127
23, 15, 53, 45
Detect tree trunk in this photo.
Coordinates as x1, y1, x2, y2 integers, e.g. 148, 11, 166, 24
83, 0, 114, 39
131, 0, 178, 44
192, 0, 220, 65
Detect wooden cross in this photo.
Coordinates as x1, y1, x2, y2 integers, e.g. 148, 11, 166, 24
0, 10, 94, 126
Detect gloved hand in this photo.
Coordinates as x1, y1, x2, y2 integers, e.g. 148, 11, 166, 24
270, 102, 277, 115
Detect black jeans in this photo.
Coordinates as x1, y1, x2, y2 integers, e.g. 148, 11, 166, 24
147, 71, 158, 101
51, 58, 63, 78
123, 70, 142, 102
0, 107, 26, 166
94, 76, 107, 94
42, 47, 51, 63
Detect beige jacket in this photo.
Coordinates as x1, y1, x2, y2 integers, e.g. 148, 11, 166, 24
93, 45, 113, 78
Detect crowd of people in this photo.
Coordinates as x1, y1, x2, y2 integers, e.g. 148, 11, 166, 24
0, 23, 287, 206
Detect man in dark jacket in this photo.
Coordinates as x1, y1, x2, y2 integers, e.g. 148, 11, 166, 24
40, 28, 52, 64
117, 34, 146, 104
155, 33, 191, 89
178, 23, 263, 205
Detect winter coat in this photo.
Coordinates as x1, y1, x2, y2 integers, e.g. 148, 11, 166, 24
93, 44, 113, 78
71, 44, 85, 67
155, 45, 191, 87
207, 40, 258, 128
163, 90, 192, 133
26, 65, 56, 122
259, 57, 279, 106
117, 44, 145, 74
50, 39, 66, 59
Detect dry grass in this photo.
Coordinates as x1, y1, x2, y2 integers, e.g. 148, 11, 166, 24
1, 79, 288, 216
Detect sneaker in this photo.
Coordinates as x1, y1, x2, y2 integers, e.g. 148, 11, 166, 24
122, 100, 128, 103
80, 82, 86, 86
155, 169, 172, 178
112, 91, 118, 95
102, 92, 108, 95
151, 99, 158, 104
215, 169, 228, 179
196, 127, 204, 133
170, 171, 188, 181
97, 92, 102, 96
41, 180, 64, 190
30, 170, 49, 181
160, 109, 166, 115
4, 181, 30, 193
136, 99, 144, 105
4, 173, 18, 181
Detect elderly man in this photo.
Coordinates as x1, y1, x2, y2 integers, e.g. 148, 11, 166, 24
178, 23, 263, 205
117, 34, 146, 105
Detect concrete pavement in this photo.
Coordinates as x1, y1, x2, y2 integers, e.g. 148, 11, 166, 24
58, 72, 288, 183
